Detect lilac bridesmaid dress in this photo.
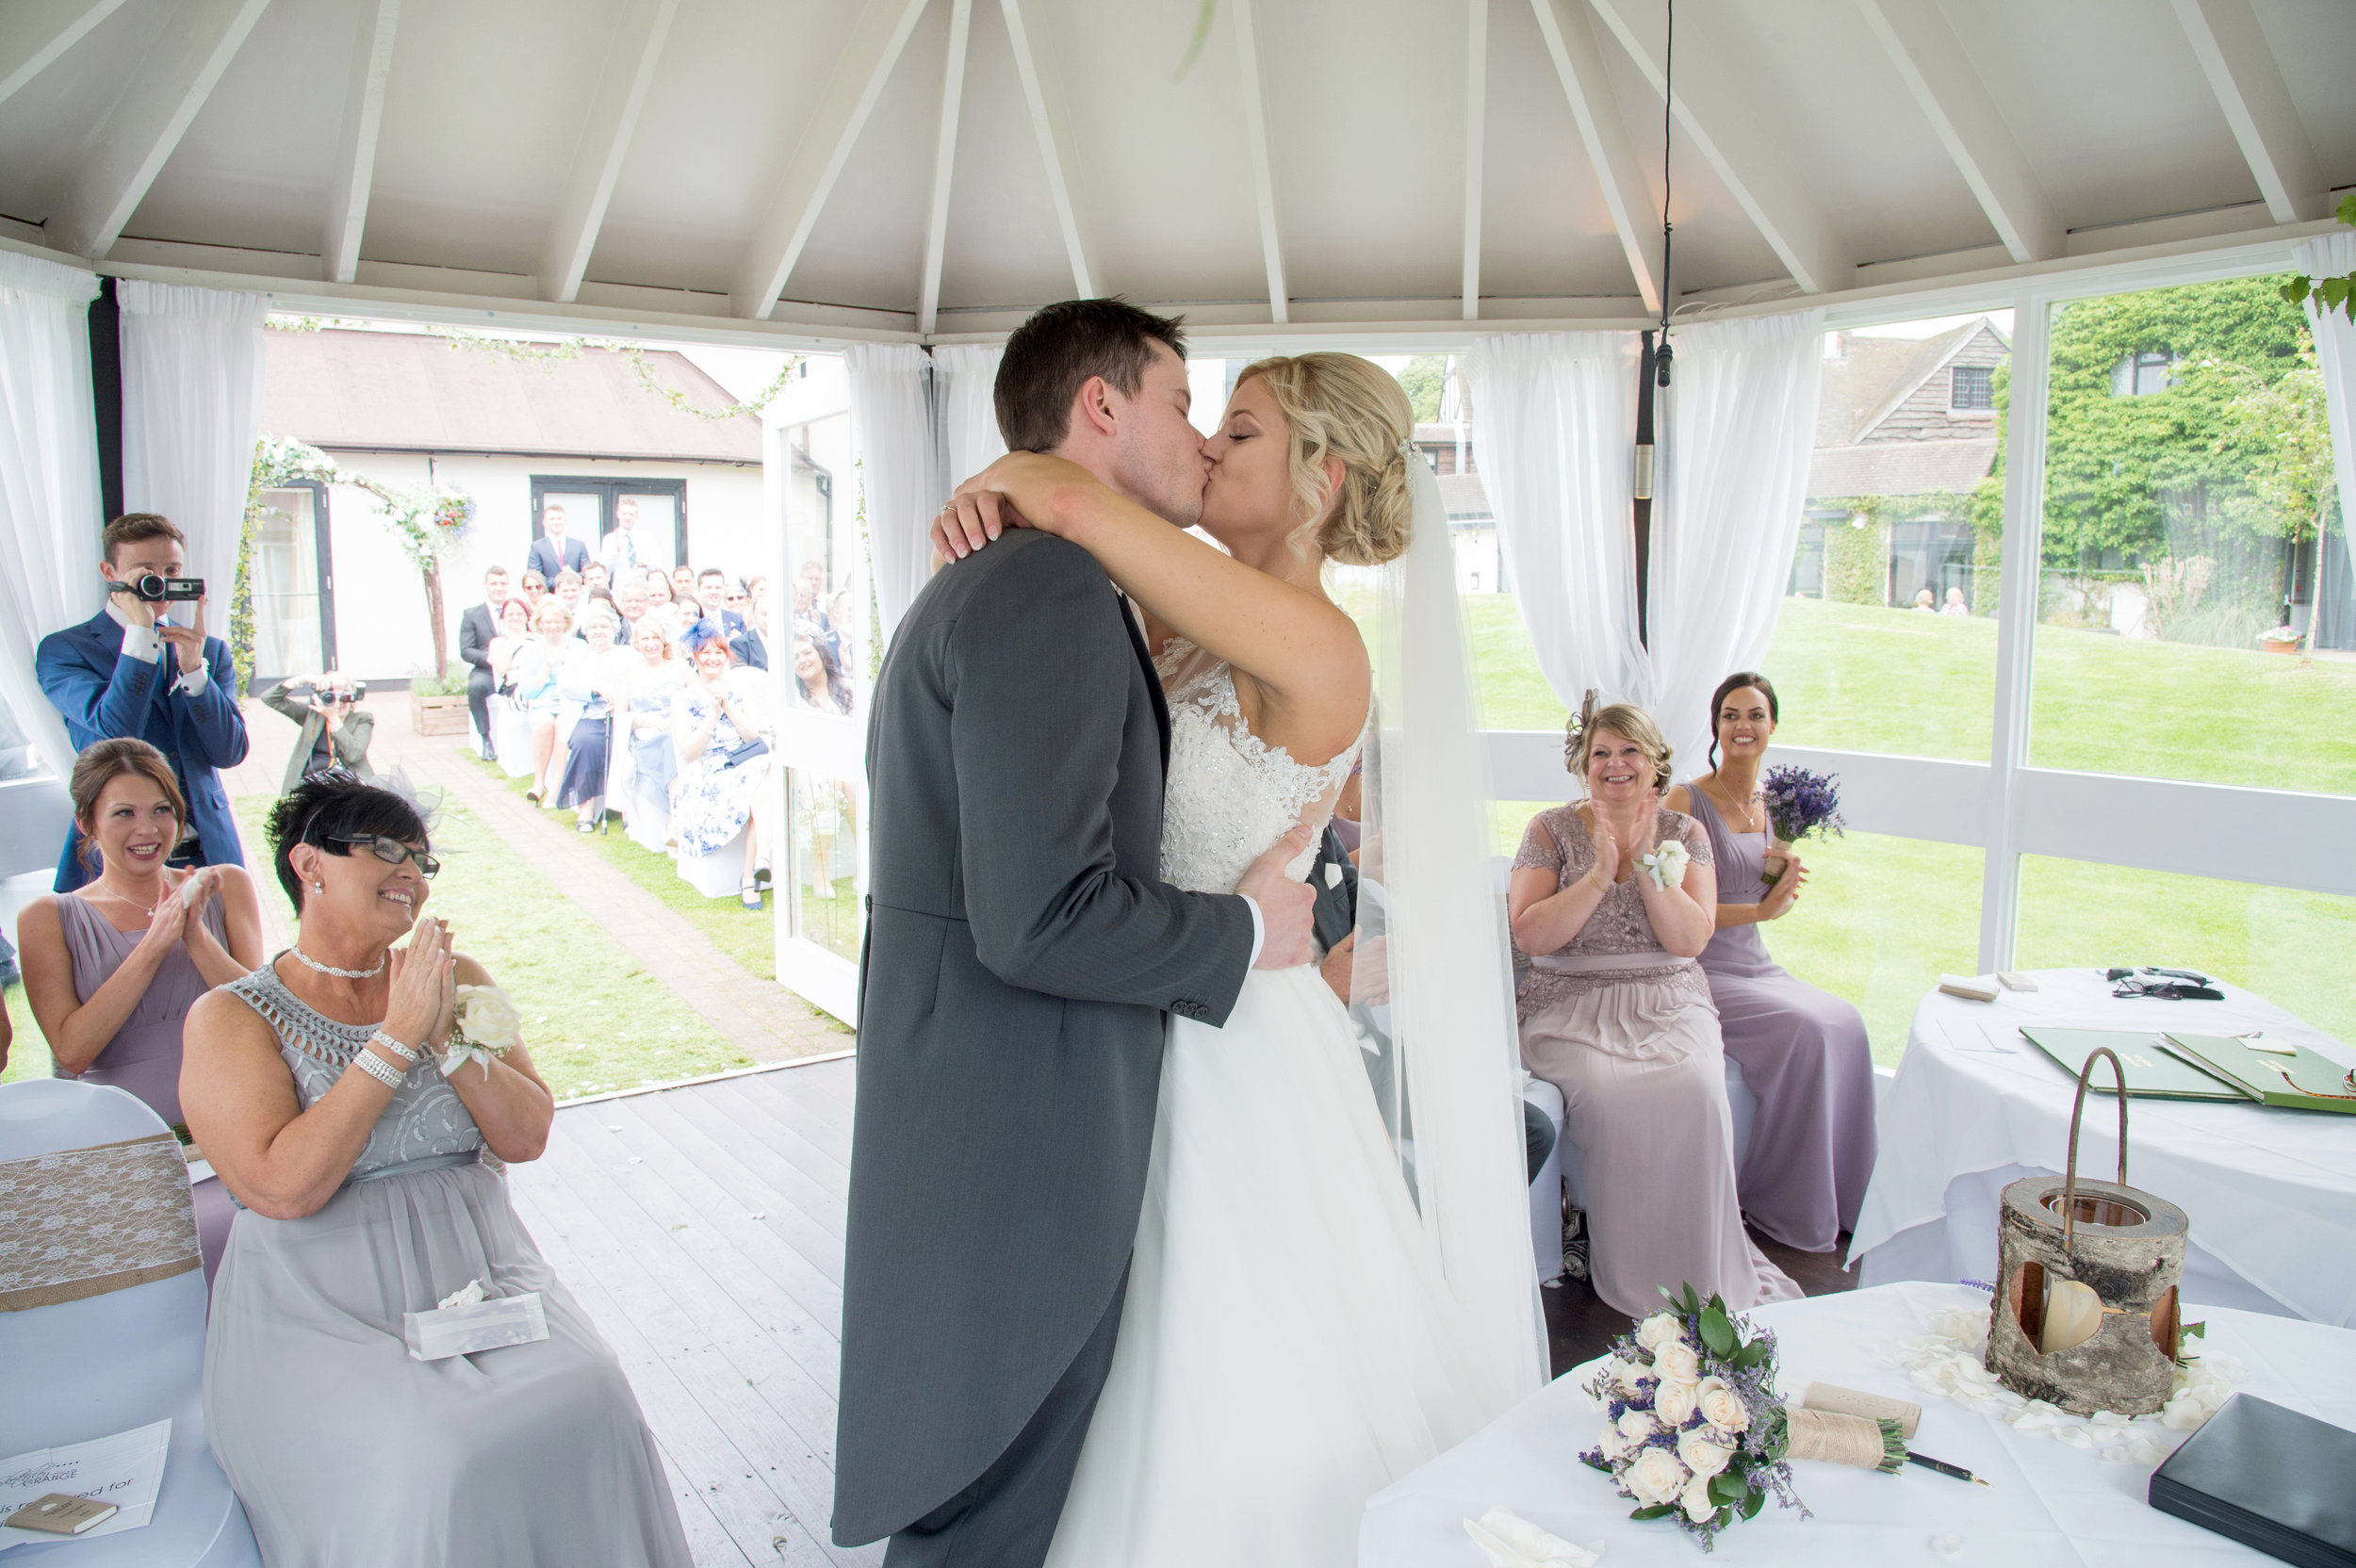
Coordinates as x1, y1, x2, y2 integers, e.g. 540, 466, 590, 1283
53, 892, 238, 1280
1684, 787, 1878, 1252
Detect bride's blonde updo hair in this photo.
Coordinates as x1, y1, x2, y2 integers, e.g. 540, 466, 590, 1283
1233, 352, 1416, 566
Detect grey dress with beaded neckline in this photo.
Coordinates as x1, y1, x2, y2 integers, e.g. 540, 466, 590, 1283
200, 956, 691, 1567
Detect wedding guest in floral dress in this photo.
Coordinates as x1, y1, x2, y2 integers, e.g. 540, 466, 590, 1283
1509, 701, 1800, 1317
1666, 672, 1876, 1253
672, 619, 777, 909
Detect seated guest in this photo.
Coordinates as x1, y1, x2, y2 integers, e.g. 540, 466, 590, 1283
1665, 673, 1876, 1253
623, 620, 686, 844
16, 738, 263, 1276
517, 567, 548, 615
614, 576, 648, 642
670, 564, 698, 608
552, 569, 588, 637
261, 672, 375, 791
1941, 586, 1970, 615
745, 573, 771, 635
789, 633, 851, 714
723, 580, 769, 670
458, 565, 510, 760
553, 602, 637, 833
1911, 587, 1937, 612
183, 773, 692, 1567
673, 621, 776, 911
37, 512, 250, 891
1508, 701, 1799, 1317
487, 597, 532, 690
639, 569, 689, 646
695, 567, 738, 634
583, 561, 611, 595
827, 587, 859, 675
510, 598, 580, 804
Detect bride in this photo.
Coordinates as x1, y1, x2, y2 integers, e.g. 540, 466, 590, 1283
934, 352, 1543, 1564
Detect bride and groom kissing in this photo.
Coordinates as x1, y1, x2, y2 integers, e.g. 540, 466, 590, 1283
836, 300, 1538, 1567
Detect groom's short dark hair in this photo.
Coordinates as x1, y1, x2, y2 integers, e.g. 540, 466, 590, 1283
994, 299, 1186, 452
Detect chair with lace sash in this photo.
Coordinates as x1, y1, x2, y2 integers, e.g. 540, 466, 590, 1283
0, 1079, 261, 1565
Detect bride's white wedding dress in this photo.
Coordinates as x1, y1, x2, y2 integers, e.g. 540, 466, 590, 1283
1042, 640, 1492, 1568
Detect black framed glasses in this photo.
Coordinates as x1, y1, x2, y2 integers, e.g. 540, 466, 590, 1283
329, 834, 439, 878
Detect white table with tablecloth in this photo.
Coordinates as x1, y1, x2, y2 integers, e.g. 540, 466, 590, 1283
1359, 1281, 2356, 1566
1846, 969, 2356, 1327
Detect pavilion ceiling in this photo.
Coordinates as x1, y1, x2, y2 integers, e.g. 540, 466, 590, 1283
0, 0, 2349, 341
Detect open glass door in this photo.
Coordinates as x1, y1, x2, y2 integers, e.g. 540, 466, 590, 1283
252, 482, 334, 684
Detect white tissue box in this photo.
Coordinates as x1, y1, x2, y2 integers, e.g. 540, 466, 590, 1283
402, 1291, 548, 1361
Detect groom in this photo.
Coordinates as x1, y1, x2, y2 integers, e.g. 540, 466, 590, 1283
834, 300, 1317, 1567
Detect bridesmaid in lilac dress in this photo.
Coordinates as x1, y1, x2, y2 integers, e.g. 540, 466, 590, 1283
16, 739, 264, 1280
1666, 673, 1876, 1254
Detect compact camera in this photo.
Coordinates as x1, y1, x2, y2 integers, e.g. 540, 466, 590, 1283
118, 573, 205, 602
293, 680, 366, 703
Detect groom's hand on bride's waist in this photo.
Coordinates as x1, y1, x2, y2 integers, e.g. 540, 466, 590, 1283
1238, 825, 1318, 970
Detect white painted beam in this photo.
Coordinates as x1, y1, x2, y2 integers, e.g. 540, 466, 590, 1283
1857, 0, 2059, 264
0, 0, 130, 110
1584, 0, 1853, 297
321, 0, 401, 286
730, 0, 931, 320
916, 0, 973, 335
1462, 0, 1486, 320
540, 0, 677, 302
1000, 0, 1093, 297
2170, 0, 2327, 224
49, 0, 272, 259
1228, 0, 1288, 324
1529, 0, 1661, 315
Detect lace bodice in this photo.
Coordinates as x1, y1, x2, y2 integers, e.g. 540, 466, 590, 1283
222, 961, 483, 1182
1512, 805, 1712, 958
1153, 639, 1359, 895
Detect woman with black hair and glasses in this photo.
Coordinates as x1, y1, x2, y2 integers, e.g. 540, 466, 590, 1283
181, 770, 691, 1568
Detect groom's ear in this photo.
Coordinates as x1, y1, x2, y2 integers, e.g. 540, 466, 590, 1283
1068, 374, 1121, 444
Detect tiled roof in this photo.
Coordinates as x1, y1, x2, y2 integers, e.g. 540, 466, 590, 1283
1808, 438, 1999, 500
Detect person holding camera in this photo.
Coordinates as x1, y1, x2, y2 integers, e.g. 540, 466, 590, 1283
36, 514, 250, 893
262, 672, 376, 792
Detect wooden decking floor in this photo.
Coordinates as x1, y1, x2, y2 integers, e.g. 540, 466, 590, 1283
506, 1054, 880, 1568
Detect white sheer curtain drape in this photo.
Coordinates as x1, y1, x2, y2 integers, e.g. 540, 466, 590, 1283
0, 253, 106, 778
117, 282, 269, 616
932, 344, 1006, 487
2299, 232, 2356, 636
1649, 308, 1825, 771
847, 343, 941, 647
1466, 333, 1648, 713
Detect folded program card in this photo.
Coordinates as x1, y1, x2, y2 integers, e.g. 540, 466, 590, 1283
0, 1419, 170, 1548
1462, 1506, 1603, 1567
402, 1282, 548, 1362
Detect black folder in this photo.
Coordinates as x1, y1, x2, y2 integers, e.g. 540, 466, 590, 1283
2149, 1394, 2356, 1567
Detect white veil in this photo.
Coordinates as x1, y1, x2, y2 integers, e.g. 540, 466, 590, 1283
1342, 446, 1548, 1418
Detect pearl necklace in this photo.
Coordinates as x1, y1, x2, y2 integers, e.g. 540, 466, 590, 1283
289, 944, 386, 980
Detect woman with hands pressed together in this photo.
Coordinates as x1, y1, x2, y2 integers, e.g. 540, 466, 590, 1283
1507, 701, 1800, 1317
184, 771, 690, 1568
672, 619, 777, 908
1664, 673, 1876, 1254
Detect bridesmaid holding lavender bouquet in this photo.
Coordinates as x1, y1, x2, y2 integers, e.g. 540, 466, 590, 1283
1666, 672, 1876, 1255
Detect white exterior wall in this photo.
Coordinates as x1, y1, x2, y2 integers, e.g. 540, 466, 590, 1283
314, 449, 768, 679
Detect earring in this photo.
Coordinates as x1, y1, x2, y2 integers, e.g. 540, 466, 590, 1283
313, 880, 323, 892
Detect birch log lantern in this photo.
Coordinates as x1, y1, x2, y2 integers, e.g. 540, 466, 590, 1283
1986, 1047, 2188, 1417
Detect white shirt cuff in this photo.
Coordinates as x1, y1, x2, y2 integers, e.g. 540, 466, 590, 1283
173, 662, 208, 697
1241, 894, 1265, 966
119, 623, 161, 664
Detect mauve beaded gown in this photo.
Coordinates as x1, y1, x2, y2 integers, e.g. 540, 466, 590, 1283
1684, 787, 1878, 1252
52, 891, 237, 1279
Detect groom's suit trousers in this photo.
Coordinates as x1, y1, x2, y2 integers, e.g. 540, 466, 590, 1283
881, 1264, 1127, 1568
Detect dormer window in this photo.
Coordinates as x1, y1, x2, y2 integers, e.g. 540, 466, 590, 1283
2110, 351, 2174, 397
1950, 365, 1993, 410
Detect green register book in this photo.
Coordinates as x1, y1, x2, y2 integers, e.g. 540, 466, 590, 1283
2160, 1034, 2356, 1116
2019, 1028, 2254, 1102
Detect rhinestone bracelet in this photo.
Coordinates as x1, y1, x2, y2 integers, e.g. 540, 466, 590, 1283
367, 1029, 419, 1068
351, 1048, 404, 1089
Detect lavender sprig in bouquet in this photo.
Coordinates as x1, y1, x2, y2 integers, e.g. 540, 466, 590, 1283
1758, 765, 1844, 887
1579, 1282, 1809, 1551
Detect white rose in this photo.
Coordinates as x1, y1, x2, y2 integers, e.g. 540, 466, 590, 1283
1677, 1427, 1736, 1478
453, 984, 522, 1047
1624, 1447, 1690, 1508
1654, 1375, 1698, 1428
1616, 1407, 1657, 1443
1653, 1342, 1702, 1385
1596, 1423, 1631, 1462
1695, 1375, 1750, 1433
1681, 1473, 1720, 1524
1636, 1313, 1687, 1352
1604, 1355, 1644, 1395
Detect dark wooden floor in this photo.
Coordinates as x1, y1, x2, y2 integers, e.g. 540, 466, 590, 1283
1541, 1226, 1860, 1379
506, 1055, 879, 1568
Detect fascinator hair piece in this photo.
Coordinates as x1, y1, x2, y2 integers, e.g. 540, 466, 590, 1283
1562, 689, 1600, 772
680, 618, 728, 658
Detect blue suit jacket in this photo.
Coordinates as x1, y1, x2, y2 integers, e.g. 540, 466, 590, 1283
527, 535, 591, 583
35, 609, 251, 890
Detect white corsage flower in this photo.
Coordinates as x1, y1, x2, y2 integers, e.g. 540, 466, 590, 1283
1677, 1428, 1736, 1478
1636, 1313, 1686, 1352
1652, 1342, 1702, 1386
1695, 1375, 1751, 1433
1680, 1473, 1720, 1523
1637, 839, 1691, 892
1655, 1375, 1699, 1428
1624, 1448, 1690, 1508
442, 984, 521, 1078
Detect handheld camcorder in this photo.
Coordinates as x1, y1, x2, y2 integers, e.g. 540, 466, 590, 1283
118, 573, 205, 602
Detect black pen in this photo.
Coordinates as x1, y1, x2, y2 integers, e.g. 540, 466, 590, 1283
1906, 1451, 1988, 1486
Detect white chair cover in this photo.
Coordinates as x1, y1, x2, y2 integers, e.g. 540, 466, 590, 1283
0, 1080, 260, 1566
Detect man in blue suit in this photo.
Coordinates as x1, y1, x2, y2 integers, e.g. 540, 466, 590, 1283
526, 501, 592, 583
36, 513, 250, 891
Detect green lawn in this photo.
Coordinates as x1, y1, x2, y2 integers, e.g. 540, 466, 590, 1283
2, 982, 40, 1084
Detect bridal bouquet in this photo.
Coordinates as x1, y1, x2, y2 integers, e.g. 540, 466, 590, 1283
1758, 765, 1844, 888
1579, 1284, 1808, 1551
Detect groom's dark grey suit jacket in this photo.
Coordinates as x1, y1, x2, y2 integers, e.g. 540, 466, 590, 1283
834, 529, 1256, 1545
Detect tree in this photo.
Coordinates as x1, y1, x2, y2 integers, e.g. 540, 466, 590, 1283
1397, 355, 1448, 424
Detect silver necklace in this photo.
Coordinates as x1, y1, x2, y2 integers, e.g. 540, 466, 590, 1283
289, 944, 386, 980
85, 879, 165, 919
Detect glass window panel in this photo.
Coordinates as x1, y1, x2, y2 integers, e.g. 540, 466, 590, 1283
789, 770, 861, 963
0, 688, 41, 781
605, 491, 677, 574
2030, 276, 2356, 795
2018, 856, 2356, 1048
1764, 315, 2007, 760
252, 486, 323, 681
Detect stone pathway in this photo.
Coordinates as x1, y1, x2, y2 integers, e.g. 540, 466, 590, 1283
224, 694, 849, 1065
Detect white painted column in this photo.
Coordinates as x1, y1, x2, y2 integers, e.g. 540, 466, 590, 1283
1976, 288, 2051, 972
